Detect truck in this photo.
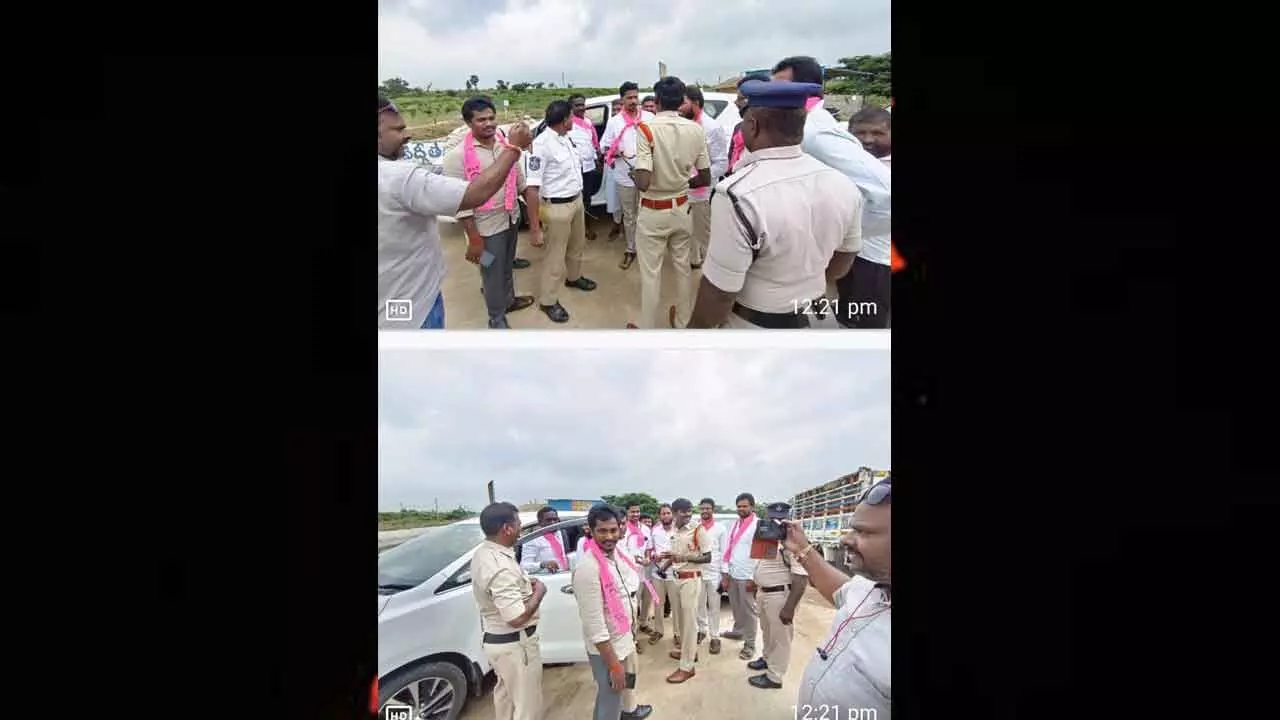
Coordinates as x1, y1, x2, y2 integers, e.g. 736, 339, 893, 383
789, 467, 890, 569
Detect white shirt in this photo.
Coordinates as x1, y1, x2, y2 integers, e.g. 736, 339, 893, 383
880, 155, 891, 169
648, 524, 674, 580
568, 118, 600, 174
797, 576, 891, 719
802, 99, 892, 266
690, 110, 729, 202
571, 548, 639, 660
694, 520, 727, 582
599, 109, 656, 188
621, 522, 652, 564
519, 530, 576, 574
377, 156, 468, 329
722, 515, 759, 581
527, 129, 585, 200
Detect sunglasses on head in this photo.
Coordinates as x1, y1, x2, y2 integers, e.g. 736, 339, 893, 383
859, 478, 891, 506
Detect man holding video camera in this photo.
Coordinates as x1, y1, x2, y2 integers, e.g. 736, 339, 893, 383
746, 502, 810, 690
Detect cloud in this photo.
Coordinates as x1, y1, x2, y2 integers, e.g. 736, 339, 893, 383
378, 0, 890, 90
379, 348, 890, 511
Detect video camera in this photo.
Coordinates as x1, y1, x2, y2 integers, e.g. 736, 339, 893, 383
754, 503, 793, 542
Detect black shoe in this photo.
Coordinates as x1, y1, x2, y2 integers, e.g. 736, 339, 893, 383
506, 296, 535, 313
748, 674, 782, 690
564, 276, 598, 291
513, 258, 531, 269
621, 706, 654, 720
747, 658, 768, 671
540, 302, 570, 323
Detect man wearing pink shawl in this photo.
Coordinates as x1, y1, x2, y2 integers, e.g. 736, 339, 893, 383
599, 82, 655, 271
571, 505, 656, 720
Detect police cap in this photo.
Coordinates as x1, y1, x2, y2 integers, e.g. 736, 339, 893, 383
739, 80, 823, 110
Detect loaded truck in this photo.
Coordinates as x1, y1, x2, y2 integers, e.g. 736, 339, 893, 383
789, 467, 890, 570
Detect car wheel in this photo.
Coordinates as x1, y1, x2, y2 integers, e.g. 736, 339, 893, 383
379, 661, 468, 720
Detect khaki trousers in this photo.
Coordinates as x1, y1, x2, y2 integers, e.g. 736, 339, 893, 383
538, 195, 586, 307
668, 575, 703, 671
689, 199, 711, 266
617, 184, 640, 254
639, 574, 671, 636
756, 590, 794, 684
635, 203, 693, 329
483, 629, 544, 720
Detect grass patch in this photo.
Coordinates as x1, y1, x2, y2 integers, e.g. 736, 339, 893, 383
379, 507, 476, 531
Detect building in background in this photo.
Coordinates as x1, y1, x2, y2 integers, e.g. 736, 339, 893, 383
544, 497, 605, 512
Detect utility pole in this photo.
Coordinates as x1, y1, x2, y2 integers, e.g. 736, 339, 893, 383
561, 71, 566, 87
487, 480, 495, 504
658, 61, 668, 79
434, 497, 439, 514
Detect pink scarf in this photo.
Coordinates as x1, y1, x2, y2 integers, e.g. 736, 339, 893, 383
728, 128, 745, 172
700, 517, 716, 531
805, 96, 823, 112
462, 129, 517, 213
584, 539, 659, 635
572, 115, 599, 150
626, 521, 645, 549
545, 531, 568, 569
722, 515, 756, 565
604, 109, 641, 166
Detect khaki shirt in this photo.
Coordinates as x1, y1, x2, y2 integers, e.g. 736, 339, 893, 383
471, 539, 537, 634
571, 548, 639, 660
633, 111, 710, 202
753, 542, 809, 587
668, 522, 709, 574
703, 145, 864, 317
442, 136, 527, 238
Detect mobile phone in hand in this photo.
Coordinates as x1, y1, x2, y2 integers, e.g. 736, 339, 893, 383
625, 672, 637, 689
479, 250, 496, 267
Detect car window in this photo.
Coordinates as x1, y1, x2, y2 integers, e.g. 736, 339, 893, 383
518, 520, 587, 576
378, 523, 482, 590
585, 105, 608, 127
703, 100, 728, 119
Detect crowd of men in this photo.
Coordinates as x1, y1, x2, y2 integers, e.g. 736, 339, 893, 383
469, 476, 892, 720
377, 55, 892, 330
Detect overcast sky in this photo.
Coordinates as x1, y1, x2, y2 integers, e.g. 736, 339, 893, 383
378, 0, 891, 90
379, 348, 890, 512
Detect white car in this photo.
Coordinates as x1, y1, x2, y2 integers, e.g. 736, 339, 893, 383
377, 510, 740, 719
400, 91, 743, 228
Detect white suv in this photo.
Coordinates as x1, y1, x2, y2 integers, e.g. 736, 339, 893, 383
377, 510, 738, 720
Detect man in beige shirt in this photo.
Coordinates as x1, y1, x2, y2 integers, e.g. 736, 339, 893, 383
629, 76, 711, 329
747, 501, 810, 691
572, 505, 655, 720
472, 502, 548, 720
441, 97, 540, 329
689, 80, 863, 330
654, 497, 713, 683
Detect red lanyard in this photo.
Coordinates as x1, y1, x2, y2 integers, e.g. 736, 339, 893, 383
820, 586, 890, 658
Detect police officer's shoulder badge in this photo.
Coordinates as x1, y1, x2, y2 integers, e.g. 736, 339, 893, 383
528, 156, 542, 171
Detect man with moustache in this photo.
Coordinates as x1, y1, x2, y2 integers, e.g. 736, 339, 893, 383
600, 82, 656, 270
745, 502, 809, 691
655, 498, 712, 683
572, 504, 656, 720
641, 95, 658, 114
471, 502, 547, 720
567, 93, 603, 238
378, 95, 533, 329
772, 55, 892, 329
693, 498, 728, 654
526, 100, 599, 324
719, 492, 760, 661
785, 476, 891, 718
640, 504, 674, 645
679, 87, 729, 271
849, 106, 891, 169
687, 80, 863, 330
442, 96, 540, 329
519, 505, 574, 574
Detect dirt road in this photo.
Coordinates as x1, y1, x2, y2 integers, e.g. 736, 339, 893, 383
459, 587, 836, 720
438, 215, 845, 329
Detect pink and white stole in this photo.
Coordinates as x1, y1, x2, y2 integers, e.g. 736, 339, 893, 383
603, 110, 641, 166
572, 116, 599, 151
722, 515, 757, 565
462, 130, 517, 212
544, 531, 568, 569
583, 539, 660, 635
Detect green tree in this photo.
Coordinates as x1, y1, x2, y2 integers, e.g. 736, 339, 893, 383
495, 79, 509, 91
466, 74, 479, 91
826, 52, 892, 97
600, 492, 661, 518
380, 77, 411, 97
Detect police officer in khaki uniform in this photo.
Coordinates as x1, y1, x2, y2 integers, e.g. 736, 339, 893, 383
747, 502, 810, 690
628, 76, 711, 329
688, 80, 864, 330
472, 502, 548, 720
654, 497, 713, 683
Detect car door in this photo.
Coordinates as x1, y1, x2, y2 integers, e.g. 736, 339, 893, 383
583, 102, 611, 207
516, 519, 590, 664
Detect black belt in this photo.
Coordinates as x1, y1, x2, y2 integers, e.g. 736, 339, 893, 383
761, 584, 791, 593
732, 303, 811, 329
546, 194, 580, 204
483, 625, 537, 644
